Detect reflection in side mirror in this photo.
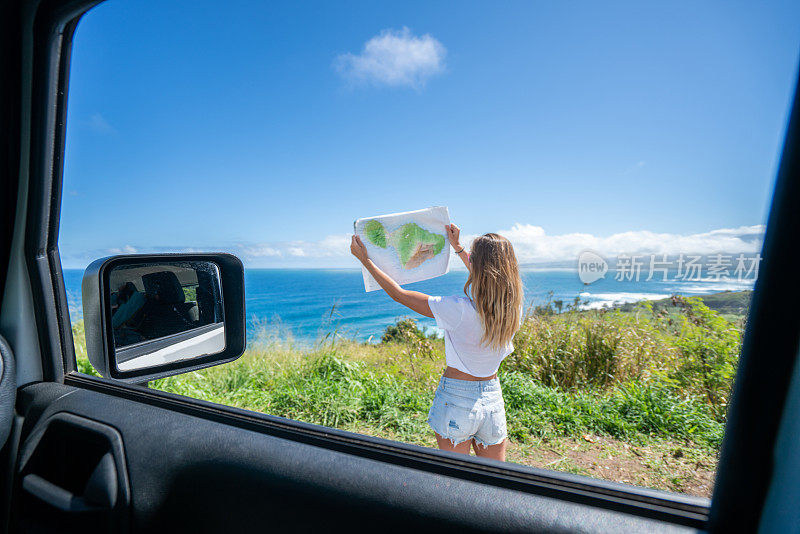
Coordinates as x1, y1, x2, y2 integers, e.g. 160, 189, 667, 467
82, 254, 245, 383
110, 262, 226, 371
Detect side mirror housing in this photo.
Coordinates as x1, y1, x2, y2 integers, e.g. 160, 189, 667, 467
81, 253, 245, 383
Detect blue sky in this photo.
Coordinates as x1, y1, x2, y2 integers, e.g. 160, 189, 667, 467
60, 0, 800, 268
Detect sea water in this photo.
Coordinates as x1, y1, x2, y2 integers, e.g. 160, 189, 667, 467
62, 268, 753, 345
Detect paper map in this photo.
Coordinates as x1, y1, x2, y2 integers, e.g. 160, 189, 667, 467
354, 206, 451, 292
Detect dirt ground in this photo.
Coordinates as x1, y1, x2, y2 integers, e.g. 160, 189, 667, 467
350, 424, 717, 498
504, 435, 717, 498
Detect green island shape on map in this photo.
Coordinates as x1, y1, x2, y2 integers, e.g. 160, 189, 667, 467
364, 220, 387, 248
363, 220, 446, 270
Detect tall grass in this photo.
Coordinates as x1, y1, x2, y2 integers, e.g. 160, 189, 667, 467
507, 309, 676, 389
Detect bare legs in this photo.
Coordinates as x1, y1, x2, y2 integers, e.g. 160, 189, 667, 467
434, 432, 472, 454
434, 433, 506, 462
472, 438, 506, 461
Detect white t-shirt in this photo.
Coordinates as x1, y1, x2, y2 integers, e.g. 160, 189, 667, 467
428, 295, 514, 377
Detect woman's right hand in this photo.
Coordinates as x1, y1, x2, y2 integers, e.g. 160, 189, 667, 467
350, 235, 369, 264
445, 223, 461, 249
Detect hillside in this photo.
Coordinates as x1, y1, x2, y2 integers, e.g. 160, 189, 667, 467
619, 290, 752, 317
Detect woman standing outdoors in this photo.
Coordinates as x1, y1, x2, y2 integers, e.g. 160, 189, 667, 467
350, 223, 523, 461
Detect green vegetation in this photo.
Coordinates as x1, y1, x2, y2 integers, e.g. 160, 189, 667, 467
182, 285, 197, 302
388, 223, 446, 269
363, 220, 387, 248
697, 290, 752, 315
620, 290, 751, 323
72, 292, 745, 497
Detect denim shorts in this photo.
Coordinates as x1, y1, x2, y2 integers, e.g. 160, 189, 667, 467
427, 376, 507, 448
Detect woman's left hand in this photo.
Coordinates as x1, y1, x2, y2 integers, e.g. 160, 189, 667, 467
350, 235, 369, 263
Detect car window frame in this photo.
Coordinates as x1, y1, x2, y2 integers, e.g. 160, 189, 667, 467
22, 0, 799, 530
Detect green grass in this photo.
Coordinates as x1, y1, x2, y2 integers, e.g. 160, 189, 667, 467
144, 345, 724, 448
502, 373, 723, 447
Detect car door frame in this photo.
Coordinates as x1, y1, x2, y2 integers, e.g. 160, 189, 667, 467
7, 0, 800, 532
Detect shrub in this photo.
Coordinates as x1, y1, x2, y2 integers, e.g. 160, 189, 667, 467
381, 318, 437, 381
381, 317, 429, 344
505, 309, 676, 390
666, 296, 741, 416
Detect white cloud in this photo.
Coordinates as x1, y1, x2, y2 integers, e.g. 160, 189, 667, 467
316, 234, 351, 256
465, 224, 766, 264
335, 27, 446, 88
237, 234, 351, 262
237, 225, 764, 268
238, 244, 282, 257
63, 225, 764, 270
88, 113, 115, 134
107, 244, 137, 254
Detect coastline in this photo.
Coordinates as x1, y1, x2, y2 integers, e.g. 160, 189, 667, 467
62, 266, 754, 343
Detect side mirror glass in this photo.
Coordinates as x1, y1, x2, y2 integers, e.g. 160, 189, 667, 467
82, 254, 245, 383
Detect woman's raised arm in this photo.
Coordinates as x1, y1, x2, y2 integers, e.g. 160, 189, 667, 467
446, 223, 470, 271
350, 235, 433, 318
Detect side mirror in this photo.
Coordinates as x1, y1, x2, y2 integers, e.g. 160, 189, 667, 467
81, 253, 245, 383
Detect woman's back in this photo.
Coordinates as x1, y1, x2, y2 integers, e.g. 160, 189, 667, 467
428, 295, 514, 378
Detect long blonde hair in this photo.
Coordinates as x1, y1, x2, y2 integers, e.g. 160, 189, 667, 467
464, 233, 524, 349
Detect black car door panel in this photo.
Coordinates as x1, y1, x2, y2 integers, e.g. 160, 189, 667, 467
11, 382, 698, 533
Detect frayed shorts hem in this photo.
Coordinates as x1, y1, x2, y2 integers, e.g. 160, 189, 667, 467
428, 418, 506, 448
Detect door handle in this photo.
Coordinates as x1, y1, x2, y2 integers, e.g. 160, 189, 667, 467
22, 451, 118, 512
22, 474, 104, 512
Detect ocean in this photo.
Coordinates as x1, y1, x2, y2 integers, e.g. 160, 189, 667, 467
63, 268, 754, 346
